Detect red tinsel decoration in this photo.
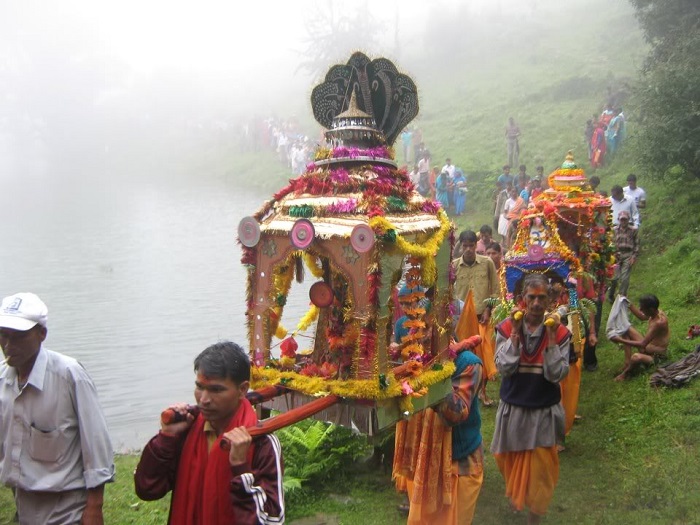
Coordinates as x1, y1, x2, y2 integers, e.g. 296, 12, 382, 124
359, 326, 377, 358
272, 182, 296, 202
299, 363, 320, 376
286, 165, 415, 201
240, 246, 256, 266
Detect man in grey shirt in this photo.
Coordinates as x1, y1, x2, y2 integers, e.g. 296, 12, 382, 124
0, 292, 114, 524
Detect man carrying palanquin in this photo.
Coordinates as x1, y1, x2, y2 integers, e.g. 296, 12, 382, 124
491, 274, 571, 525
393, 315, 485, 525
134, 341, 284, 525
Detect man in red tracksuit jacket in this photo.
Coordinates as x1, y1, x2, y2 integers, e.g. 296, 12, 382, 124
134, 341, 284, 525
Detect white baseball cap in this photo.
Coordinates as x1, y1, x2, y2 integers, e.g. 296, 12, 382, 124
0, 293, 48, 331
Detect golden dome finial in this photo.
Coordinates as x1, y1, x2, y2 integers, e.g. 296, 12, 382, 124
561, 150, 577, 169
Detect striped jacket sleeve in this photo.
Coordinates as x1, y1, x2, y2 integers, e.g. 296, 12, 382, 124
229, 434, 285, 524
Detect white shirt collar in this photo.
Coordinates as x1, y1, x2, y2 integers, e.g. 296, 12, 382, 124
24, 346, 48, 391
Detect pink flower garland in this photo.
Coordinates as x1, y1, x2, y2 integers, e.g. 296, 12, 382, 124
331, 146, 392, 159
326, 199, 358, 214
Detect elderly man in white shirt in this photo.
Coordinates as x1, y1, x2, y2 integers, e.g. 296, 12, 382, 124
0, 293, 114, 525
610, 185, 640, 228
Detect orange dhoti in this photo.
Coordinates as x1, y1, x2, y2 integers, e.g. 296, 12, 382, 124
477, 322, 497, 381
393, 410, 483, 524
455, 290, 497, 381
494, 446, 559, 516
560, 357, 582, 436
406, 459, 483, 525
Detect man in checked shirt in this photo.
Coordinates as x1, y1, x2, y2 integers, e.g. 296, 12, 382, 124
607, 210, 639, 302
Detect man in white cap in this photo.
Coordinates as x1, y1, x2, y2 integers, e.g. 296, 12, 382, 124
0, 292, 114, 524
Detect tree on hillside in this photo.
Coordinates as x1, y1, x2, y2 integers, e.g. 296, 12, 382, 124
629, 0, 700, 179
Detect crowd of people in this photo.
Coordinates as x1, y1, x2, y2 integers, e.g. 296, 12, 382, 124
415, 209, 668, 522
407, 155, 469, 217
396, 119, 657, 521
402, 130, 470, 217
400, 243, 576, 524
492, 163, 545, 249
265, 117, 316, 175
408, 155, 469, 217
238, 115, 317, 175
491, 165, 651, 378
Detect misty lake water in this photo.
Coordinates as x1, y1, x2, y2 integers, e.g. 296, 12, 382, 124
0, 149, 310, 452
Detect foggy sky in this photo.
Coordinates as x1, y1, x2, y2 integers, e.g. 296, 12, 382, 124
0, 0, 640, 176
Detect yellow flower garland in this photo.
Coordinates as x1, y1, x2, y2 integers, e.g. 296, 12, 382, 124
296, 305, 319, 332
303, 252, 324, 278
250, 361, 455, 401
267, 252, 325, 339
269, 262, 295, 339
369, 210, 451, 285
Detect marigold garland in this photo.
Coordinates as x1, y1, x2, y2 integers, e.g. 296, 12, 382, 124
296, 305, 319, 332
269, 262, 295, 339
402, 306, 426, 317
369, 210, 450, 286
401, 343, 424, 359
250, 361, 455, 402
303, 252, 324, 278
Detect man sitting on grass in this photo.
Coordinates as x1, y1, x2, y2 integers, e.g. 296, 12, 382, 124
610, 294, 669, 381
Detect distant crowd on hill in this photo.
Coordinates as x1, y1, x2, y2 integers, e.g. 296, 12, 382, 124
238, 116, 316, 175
586, 105, 626, 170
586, 85, 631, 169
400, 129, 472, 218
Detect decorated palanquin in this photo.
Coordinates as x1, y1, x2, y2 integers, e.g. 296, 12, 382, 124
493, 152, 615, 353
236, 53, 457, 435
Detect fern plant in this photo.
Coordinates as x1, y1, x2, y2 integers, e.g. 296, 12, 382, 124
276, 419, 370, 493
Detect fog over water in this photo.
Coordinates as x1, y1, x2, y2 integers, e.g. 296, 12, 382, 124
0, 161, 318, 450
0, 0, 639, 450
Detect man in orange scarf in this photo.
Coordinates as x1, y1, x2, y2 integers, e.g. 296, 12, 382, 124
134, 342, 284, 525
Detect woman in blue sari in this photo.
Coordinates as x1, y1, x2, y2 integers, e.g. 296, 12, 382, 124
606, 109, 624, 156
453, 168, 467, 216
435, 169, 450, 211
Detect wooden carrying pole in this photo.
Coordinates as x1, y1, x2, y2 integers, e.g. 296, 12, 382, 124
246, 394, 341, 438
